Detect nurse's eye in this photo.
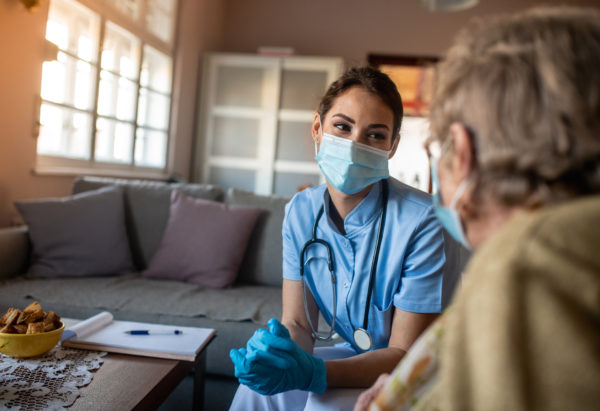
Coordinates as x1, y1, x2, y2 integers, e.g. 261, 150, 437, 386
368, 132, 387, 140
334, 122, 351, 133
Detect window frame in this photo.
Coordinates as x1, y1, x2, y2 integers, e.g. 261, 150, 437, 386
35, 0, 178, 179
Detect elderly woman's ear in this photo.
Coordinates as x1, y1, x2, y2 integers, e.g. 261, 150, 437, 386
448, 122, 475, 184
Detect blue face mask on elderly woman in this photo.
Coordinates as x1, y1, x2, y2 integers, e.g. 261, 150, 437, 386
430, 154, 472, 250
315, 132, 391, 194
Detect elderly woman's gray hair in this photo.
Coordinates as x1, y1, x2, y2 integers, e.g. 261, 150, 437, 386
429, 7, 600, 209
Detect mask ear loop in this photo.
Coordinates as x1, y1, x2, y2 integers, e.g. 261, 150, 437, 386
448, 178, 470, 209
438, 136, 474, 209
314, 114, 323, 156
436, 143, 474, 250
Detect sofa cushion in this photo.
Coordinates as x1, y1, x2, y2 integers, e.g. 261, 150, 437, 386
72, 176, 225, 270
225, 188, 290, 287
142, 191, 261, 288
0, 274, 281, 325
14, 186, 134, 278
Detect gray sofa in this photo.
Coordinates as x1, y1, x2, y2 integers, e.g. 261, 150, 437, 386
0, 176, 291, 406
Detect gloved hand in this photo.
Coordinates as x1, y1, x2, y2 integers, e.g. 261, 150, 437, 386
230, 320, 302, 395
230, 318, 327, 395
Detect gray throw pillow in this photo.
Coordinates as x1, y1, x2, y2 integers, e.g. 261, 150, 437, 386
71, 176, 225, 269
142, 190, 261, 288
225, 188, 290, 287
14, 185, 134, 278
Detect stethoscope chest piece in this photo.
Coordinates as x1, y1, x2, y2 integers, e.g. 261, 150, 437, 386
353, 328, 372, 351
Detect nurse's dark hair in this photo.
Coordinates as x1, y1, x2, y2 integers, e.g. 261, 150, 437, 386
317, 67, 403, 140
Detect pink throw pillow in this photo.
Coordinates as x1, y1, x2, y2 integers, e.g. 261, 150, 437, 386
142, 190, 261, 288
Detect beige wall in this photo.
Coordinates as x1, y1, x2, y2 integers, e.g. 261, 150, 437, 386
0, 0, 224, 227
169, 0, 225, 180
0, 0, 68, 228
1, 0, 599, 227
219, 0, 600, 63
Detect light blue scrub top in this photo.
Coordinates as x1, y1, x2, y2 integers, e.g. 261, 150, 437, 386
282, 178, 462, 353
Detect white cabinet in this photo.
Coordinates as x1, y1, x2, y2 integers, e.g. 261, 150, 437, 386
194, 53, 343, 196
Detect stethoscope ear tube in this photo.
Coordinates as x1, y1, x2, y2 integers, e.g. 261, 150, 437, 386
362, 181, 388, 330
301, 205, 337, 341
302, 266, 336, 342
299, 180, 388, 351
300, 208, 334, 277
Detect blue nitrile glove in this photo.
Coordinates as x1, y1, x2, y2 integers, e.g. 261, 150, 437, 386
230, 327, 299, 396
229, 318, 327, 395
245, 325, 298, 369
230, 321, 300, 395
230, 346, 292, 395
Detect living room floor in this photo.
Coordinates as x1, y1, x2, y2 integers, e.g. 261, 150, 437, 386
159, 374, 239, 410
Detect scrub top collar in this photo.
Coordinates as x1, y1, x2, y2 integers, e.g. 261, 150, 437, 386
323, 181, 385, 237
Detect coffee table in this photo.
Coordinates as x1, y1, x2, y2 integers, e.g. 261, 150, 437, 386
63, 318, 215, 411
70, 349, 209, 410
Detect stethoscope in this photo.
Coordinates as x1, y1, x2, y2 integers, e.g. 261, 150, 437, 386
299, 179, 388, 351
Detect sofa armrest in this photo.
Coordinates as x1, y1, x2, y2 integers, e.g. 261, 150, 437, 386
0, 226, 29, 280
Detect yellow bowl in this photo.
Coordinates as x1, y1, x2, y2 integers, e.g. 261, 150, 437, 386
0, 322, 64, 358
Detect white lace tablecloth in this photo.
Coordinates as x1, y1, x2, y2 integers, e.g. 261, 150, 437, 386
0, 346, 106, 410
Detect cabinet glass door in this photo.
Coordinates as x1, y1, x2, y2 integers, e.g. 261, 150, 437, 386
275, 121, 313, 162
273, 59, 341, 196
210, 116, 260, 158
279, 69, 329, 111
215, 65, 272, 108
201, 55, 279, 194
196, 54, 342, 196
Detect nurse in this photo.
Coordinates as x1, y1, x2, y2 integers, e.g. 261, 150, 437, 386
229, 67, 466, 410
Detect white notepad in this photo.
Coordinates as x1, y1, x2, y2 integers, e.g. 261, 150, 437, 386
61, 312, 215, 361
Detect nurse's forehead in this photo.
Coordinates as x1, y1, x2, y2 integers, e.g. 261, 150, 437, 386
331, 87, 384, 106
327, 90, 393, 123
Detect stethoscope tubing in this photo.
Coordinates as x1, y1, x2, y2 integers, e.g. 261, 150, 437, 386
363, 183, 388, 328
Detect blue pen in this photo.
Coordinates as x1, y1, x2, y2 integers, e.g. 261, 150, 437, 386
125, 330, 183, 335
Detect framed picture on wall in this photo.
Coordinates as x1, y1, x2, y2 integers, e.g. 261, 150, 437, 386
368, 54, 438, 116
368, 54, 439, 193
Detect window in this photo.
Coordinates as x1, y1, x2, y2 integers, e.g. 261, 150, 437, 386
37, 0, 177, 175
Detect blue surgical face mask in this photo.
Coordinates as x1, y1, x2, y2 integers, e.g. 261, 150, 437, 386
315, 132, 390, 195
430, 156, 472, 250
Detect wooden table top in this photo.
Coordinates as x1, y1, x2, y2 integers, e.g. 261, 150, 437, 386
71, 352, 196, 410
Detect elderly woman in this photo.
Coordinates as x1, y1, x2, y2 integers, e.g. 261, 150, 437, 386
357, 6, 600, 411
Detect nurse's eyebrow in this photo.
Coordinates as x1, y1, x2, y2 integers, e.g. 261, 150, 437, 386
331, 113, 355, 123
368, 123, 390, 130
331, 113, 390, 130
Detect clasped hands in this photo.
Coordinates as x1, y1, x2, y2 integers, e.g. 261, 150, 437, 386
230, 318, 327, 396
